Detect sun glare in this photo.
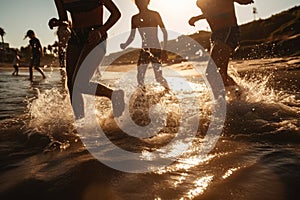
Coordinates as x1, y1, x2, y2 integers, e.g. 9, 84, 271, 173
150, 0, 191, 13
148, 0, 206, 34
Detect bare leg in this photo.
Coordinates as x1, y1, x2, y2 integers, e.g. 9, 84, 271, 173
34, 67, 46, 79
60, 68, 67, 92
69, 41, 124, 119
72, 41, 113, 99
66, 44, 84, 119
137, 64, 148, 87
152, 63, 169, 89
29, 66, 33, 81
210, 41, 237, 87
58, 46, 66, 68
66, 44, 81, 98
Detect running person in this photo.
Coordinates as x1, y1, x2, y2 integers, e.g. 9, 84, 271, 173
120, 0, 169, 89
189, 0, 254, 88
51, 0, 124, 119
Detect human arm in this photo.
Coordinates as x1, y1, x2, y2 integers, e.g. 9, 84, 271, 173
161, 27, 168, 61
189, 14, 205, 26
100, 0, 121, 34
120, 17, 136, 49
234, 0, 254, 5
156, 13, 168, 61
88, 0, 121, 44
37, 39, 44, 57
157, 13, 168, 50
120, 29, 136, 49
16, 55, 20, 63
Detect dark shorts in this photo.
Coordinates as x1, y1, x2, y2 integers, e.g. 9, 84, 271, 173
68, 26, 107, 46
138, 48, 161, 65
30, 54, 41, 67
211, 26, 240, 50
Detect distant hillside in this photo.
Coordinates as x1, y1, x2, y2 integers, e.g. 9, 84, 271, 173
106, 5, 300, 65
240, 6, 300, 44
236, 5, 300, 58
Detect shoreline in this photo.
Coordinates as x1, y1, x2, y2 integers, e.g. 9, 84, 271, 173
1, 56, 299, 72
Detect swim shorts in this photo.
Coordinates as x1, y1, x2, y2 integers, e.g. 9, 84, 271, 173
211, 26, 240, 50
138, 48, 161, 65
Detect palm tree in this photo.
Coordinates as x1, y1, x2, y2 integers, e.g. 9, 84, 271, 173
0, 27, 5, 50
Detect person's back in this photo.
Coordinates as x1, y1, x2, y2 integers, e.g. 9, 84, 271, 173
196, 0, 237, 31
29, 37, 42, 57
189, 0, 253, 89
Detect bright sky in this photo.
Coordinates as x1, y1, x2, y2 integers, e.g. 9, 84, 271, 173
0, 0, 299, 53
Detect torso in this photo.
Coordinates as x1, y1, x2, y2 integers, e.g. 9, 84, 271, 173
197, 0, 237, 31
30, 38, 41, 56
132, 10, 161, 28
132, 10, 162, 49
62, 0, 104, 28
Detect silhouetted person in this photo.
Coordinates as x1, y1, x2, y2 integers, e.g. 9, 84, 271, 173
12, 49, 20, 76
51, 0, 124, 119
24, 30, 46, 81
120, 0, 169, 89
189, 0, 254, 88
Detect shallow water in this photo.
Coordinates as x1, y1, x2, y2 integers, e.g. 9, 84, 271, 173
1, 57, 300, 200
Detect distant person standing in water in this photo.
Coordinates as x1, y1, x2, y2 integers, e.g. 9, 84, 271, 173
24, 30, 46, 81
50, 0, 124, 119
12, 49, 20, 76
189, 0, 254, 88
120, 0, 169, 89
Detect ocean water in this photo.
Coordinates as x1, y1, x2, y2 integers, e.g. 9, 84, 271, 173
0, 57, 300, 200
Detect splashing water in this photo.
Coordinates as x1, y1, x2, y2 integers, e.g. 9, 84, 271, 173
26, 88, 76, 148
229, 64, 299, 107
227, 66, 300, 138
1, 58, 300, 199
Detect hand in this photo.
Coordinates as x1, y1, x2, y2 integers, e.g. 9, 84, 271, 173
188, 17, 197, 26
120, 43, 127, 50
88, 29, 104, 45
